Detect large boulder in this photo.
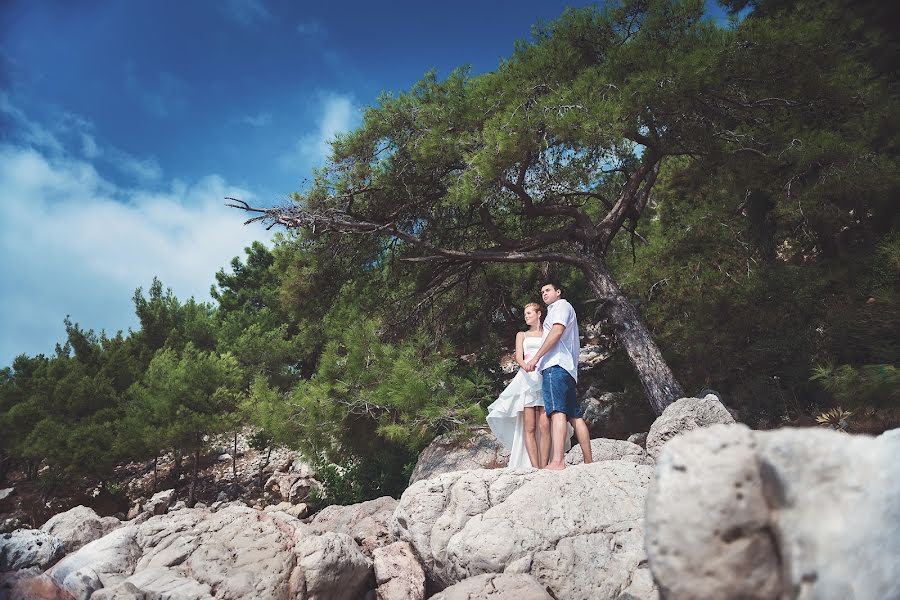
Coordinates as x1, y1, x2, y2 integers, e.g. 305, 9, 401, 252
645, 424, 900, 600
393, 462, 657, 599
431, 573, 553, 600
40, 505, 122, 553
46, 505, 372, 600
0, 529, 64, 571
372, 541, 425, 600
565, 438, 653, 466
308, 496, 397, 557
144, 489, 175, 516
409, 430, 509, 485
645, 395, 735, 460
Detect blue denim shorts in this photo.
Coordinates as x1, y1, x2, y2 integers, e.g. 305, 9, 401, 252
541, 366, 582, 418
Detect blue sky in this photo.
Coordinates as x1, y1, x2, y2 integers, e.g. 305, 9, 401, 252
0, 0, 732, 367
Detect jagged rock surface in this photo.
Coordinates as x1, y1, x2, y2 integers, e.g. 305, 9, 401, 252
645, 424, 900, 600
430, 573, 553, 600
40, 505, 122, 553
308, 496, 397, 557
564, 438, 653, 466
408, 430, 509, 485
645, 395, 735, 460
393, 462, 657, 599
0, 529, 64, 571
44, 505, 372, 599
372, 541, 425, 600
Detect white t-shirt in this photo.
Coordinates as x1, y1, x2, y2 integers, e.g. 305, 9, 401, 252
537, 299, 580, 382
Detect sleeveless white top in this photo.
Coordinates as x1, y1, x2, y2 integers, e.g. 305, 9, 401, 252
522, 334, 542, 362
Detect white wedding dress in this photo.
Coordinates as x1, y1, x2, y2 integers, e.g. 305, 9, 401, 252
487, 336, 572, 468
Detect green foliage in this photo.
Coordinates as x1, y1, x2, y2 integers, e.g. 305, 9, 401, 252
2, 0, 898, 502
306, 452, 415, 509
251, 311, 490, 459
128, 344, 243, 455
811, 364, 899, 410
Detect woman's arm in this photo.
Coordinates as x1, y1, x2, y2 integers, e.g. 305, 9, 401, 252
514, 332, 526, 368
524, 324, 565, 371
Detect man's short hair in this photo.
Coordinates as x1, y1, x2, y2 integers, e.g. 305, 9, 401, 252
541, 280, 562, 292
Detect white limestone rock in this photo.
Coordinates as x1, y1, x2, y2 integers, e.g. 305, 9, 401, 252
645, 424, 900, 600
308, 496, 398, 557
264, 472, 322, 503
0, 529, 64, 571
645, 395, 735, 460
393, 462, 657, 599
564, 438, 653, 466
408, 430, 509, 485
431, 573, 553, 600
372, 541, 425, 600
145, 489, 175, 516
47, 505, 373, 600
40, 505, 121, 553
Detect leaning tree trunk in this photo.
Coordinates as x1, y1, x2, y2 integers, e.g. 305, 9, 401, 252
585, 260, 684, 415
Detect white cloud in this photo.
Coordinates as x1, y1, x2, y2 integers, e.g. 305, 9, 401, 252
2, 94, 161, 182
81, 133, 100, 158
1, 93, 65, 153
107, 148, 163, 182
278, 92, 359, 173
0, 144, 272, 367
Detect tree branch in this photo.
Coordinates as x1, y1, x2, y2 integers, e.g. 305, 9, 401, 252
596, 155, 661, 252
227, 198, 589, 268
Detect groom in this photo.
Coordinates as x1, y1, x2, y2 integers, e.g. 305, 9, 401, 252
524, 282, 593, 469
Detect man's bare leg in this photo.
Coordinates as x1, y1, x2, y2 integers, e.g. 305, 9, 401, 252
522, 407, 540, 468
545, 412, 569, 470
537, 408, 551, 468
570, 417, 592, 464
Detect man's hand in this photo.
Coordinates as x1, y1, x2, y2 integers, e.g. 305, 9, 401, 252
524, 359, 537, 372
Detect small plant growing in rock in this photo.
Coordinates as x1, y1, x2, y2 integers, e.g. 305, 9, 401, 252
815, 407, 853, 431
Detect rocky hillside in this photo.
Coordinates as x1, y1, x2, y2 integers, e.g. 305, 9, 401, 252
2, 395, 897, 599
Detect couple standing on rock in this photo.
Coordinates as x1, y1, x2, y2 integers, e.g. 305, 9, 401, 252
487, 281, 594, 470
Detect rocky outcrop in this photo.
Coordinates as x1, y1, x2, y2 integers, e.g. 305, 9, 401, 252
645, 395, 735, 459
308, 496, 397, 557
626, 432, 648, 448
144, 489, 175, 516
6, 572, 70, 600
44, 505, 372, 600
565, 438, 653, 466
431, 573, 553, 600
645, 424, 900, 600
372, 541, 425, 600
393, 462, 656, 599
0, 529, 64, 571
408, 430, 509, 485
264, 472, 322, 504
40, 505, 121, 553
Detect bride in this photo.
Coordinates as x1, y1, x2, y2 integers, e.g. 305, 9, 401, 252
487, 303, 551, 468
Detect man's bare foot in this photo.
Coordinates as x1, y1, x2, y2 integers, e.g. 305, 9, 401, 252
544, 461, 566, 470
